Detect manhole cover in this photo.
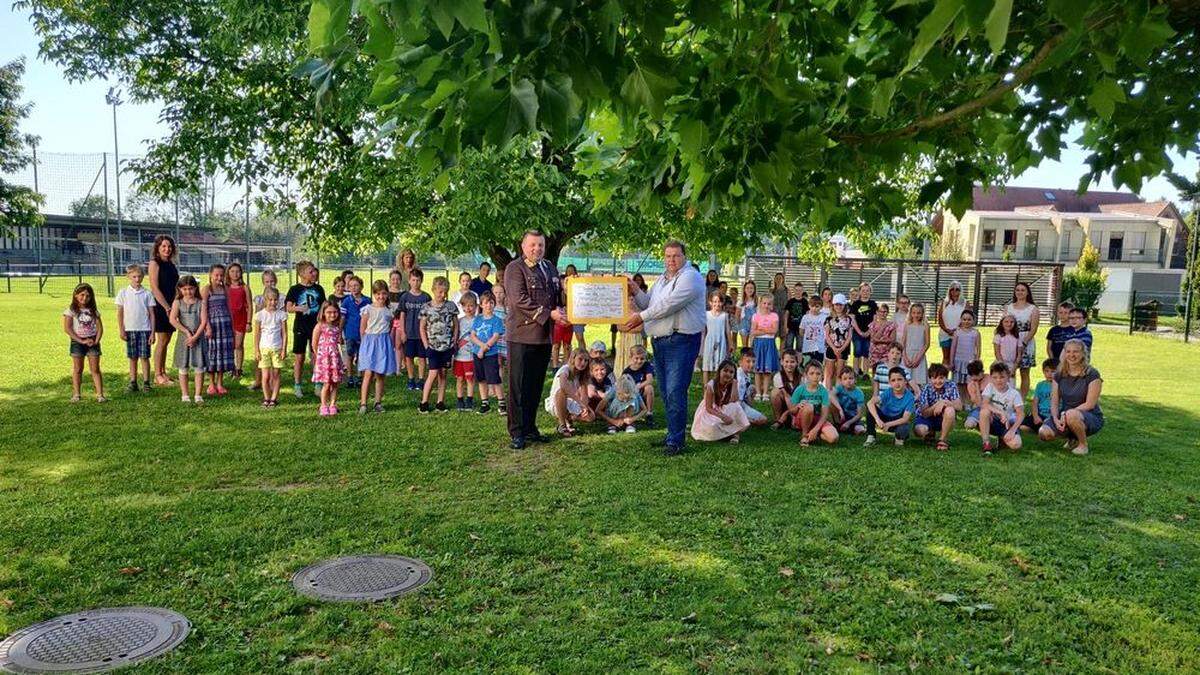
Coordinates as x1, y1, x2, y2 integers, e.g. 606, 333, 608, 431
0, 607, 189, 674
292, 555, 432, 603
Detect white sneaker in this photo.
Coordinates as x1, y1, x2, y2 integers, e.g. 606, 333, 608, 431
181, 395, 191, 403
894, 439, 905, 446
194, 395, 204, 405
863, 435, 876, 447
625, 426, 636, 433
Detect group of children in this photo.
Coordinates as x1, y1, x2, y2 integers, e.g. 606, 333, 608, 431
63, 261, 510, 418
63, 264, 1097, 457
689, 281, 1096, 455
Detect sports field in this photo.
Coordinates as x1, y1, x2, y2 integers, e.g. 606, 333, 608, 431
2, 291, 1199, 671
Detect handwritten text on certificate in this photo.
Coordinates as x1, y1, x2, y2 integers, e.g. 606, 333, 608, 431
566, 277, 628, 324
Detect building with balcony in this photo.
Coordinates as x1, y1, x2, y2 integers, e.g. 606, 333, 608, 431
934, 186, 1189, 313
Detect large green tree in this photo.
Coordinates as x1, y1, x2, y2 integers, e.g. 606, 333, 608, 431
19, 0, 802, 263
0, 58, 43, 233
306, 0, 1199, 232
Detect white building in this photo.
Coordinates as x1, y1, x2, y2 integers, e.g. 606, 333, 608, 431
935, 186, 1189, 312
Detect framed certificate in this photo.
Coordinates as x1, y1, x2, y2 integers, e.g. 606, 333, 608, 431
565, 276, 630, 324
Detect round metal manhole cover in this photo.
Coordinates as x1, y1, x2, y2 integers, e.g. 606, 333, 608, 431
0, 607, 189, 674
292, 555, 432, 603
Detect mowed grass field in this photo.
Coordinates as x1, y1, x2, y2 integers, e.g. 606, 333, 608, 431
2, 290, 1200, 672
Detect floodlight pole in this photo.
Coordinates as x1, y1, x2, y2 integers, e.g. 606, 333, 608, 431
107, 88, 123, 244
102, 154, 114, 296
244, 176, 251, 266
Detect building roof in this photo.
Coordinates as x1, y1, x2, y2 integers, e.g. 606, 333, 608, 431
932, 185, 1187, 234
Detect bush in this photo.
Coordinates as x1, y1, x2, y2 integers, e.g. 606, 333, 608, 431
1061, 239, 1107, 316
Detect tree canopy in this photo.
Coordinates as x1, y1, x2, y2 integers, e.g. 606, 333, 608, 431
308, 0, 1199, 233
0, 58, 42, 233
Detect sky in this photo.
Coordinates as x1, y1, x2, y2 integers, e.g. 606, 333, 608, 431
2, 4, 1197, 214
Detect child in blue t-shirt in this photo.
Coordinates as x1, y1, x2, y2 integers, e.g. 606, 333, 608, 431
866, 366, 915, 446
831, 365, 865, 436
339, 276, 371, 387
1022, 357, 1057, 431
469, 290, 506, 415
789, 361, 839, 446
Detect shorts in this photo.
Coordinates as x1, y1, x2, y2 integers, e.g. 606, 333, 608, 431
852, 335, 871, 357
965, 407, 980, 423
825, 346, 847, 361
984, 411, 1019, 437
1040, 411, 1104, 439
292, 325, 314, 355
475, 354, 502, 385
573, 324, 585, 335
125, 330, 151, 359
545, 395, 584, 416
938, 337, 953, 349
740, 401, 767, 423
69, 340, 101, 357
259, 347, 287, 369
453, 359, 475, 379
1021, 413, 1044, 429
343, 337, 361, 359
426, 347, 454, 371
791, 414, 836, 434
553, 322, 574, 345
914, 414, 948, 432
403, 338, 425, 359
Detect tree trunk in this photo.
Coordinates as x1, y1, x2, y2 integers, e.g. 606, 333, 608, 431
486, 243, 515, 271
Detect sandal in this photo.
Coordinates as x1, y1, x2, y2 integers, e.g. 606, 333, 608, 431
936, 440, 949, 451
729, 434, 740, 444
770, 421, 783, 430
558, 425, 575, 437
96, 396, 108, 403
69, 395, 81, 403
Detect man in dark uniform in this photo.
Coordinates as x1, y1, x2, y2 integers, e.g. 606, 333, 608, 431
503, 230, 566, 449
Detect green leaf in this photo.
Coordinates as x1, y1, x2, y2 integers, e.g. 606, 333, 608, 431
448, 0, 488, 33
505, 79, 539, 140
620, 63, 677, 118
307, 0, 351, 53
1047, 0, 1091, 30
871, 78, 897, 117
423, 78, 461, 110
413, 54, 444, 86
984, 0, 1012, 53
905, 0, 964, 72
677, 118, 706, 160
538, 74, 581, 140
1087, 78, 1125, 119
362, 3, 394, 59
429, 1, 455, 39
1120, 12, 1176, 64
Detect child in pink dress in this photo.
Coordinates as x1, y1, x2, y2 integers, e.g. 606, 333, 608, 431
312, 301, 345, 416
868, 303, 897, 368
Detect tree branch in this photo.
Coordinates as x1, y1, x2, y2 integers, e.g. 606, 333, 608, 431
838, 29, 1074, 145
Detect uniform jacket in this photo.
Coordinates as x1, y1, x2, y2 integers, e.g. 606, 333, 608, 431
503, 257, 563, 345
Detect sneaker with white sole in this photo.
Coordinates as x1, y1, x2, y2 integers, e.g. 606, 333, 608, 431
625, 426, 636, 433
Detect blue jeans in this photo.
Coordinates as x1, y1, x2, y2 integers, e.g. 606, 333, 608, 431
652, 331, 703, 447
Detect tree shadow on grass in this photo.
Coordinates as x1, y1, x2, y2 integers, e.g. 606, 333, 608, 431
2, 373, 1200, 670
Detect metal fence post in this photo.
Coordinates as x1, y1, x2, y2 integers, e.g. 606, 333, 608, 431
1128, 289, 1137, 335
982, 287, 989, 326
5, 262, 10, 293
77, 261, 82, 284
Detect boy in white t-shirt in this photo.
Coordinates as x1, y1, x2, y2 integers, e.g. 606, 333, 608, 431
253, 287, 289, 407
114, 263, 156, 392
978, 362, 1024, 456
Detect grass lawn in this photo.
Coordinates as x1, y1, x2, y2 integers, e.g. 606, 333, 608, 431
2, 290, 1200, 672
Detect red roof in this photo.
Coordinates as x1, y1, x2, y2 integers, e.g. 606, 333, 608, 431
970, 186, 1143, 212
931, 186, 1186, 234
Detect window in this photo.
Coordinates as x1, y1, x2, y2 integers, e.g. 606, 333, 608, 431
1128, 231, 1146, 256
1108, 233, 1124, 261
982, 229, 996, 252
1024, 229, 1040, 258
1043, 191, 1057, 201
1060, 231, 1073, 255
1002, 229, 1018, 255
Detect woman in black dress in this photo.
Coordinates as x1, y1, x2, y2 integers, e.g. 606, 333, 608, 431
148, 234, 180, 385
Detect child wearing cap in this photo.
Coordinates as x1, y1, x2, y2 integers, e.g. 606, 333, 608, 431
823, 293, 853, 390
589, 340, 614, 386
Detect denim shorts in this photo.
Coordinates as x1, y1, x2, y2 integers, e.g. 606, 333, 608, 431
852, 335, 871, 357
70, 340, 101, 357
